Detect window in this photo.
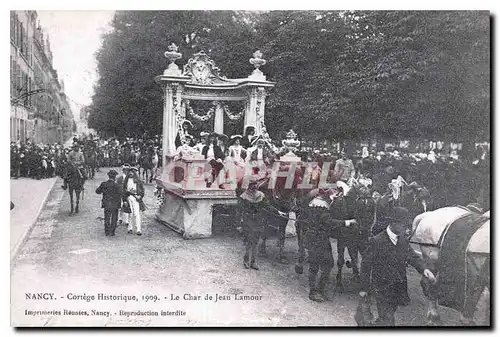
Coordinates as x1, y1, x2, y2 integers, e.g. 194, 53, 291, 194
12, 13, 19, 46
28, 77, 34, 107
16, 15, 21, 46
20, 23, 24, 55
10, 57, 13, 97
23, 73, 29, 106
13, 63, 18, 95
26, 27, 30, 60
16, 65, 21, 94
26, 31, 30, 62
10, 12, 15, 41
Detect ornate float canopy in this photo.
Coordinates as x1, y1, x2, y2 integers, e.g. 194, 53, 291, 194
155, 45, 276, 158
156, 48, 275, 101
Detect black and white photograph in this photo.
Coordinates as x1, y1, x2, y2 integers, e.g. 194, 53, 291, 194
9, 8, 490, 327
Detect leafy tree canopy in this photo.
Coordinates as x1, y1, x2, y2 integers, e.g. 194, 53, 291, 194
88, 10, 489, 144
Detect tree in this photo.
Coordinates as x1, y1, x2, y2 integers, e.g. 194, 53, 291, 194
88, 11, 259, 137
89, 10, 490, 146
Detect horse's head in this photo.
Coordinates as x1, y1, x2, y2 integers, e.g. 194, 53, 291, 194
405, 181, 432, 212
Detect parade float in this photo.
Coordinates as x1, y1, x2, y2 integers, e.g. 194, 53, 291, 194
155, 44, 301, 239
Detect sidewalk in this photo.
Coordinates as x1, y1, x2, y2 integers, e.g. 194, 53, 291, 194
10, 177, 58, 259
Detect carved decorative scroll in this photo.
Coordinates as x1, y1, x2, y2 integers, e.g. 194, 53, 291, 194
182, 51, 226, 85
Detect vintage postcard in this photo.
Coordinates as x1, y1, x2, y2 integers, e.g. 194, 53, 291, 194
10, 10, 490, 327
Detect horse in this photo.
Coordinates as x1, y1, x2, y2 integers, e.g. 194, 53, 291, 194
65, 164, 86, 215
328, 180, 376, 290
151, 147, 159, 179
83, 148, 97, 180
252, 161, 343, 272
214, 159, 309, 266
256, 162, 311, 265
140, 147, 156, 183
131, 149, 141, 167
411, 206, 490, 325
110, 148, 120, 167
321, 176, 429, 290
372, 176, 432, 236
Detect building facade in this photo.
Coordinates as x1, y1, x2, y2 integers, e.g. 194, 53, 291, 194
77, 106, 97, 136
10, 10, 74, 144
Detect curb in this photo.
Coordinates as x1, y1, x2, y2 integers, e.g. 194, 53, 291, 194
10, 177, 59, 263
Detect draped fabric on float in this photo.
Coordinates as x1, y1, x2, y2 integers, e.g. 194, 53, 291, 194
437, 213, 484, 311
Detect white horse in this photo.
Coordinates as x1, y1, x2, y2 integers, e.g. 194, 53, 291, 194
411, 206, 490, 325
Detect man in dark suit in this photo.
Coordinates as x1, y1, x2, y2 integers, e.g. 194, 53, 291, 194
201, 133, 225, 188
359, 207, 436, 326
96, 169, 122, 236
248, 137, 271, 163
306, 191, 357, 302
240, 125, 255, 149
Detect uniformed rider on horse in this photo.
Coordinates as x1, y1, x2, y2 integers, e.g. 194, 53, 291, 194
61, 143, 86, 190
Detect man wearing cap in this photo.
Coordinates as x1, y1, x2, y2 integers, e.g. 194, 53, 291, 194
61, 143, 86, 190
305, 190, 358, 302
96, 169, 122, 236
359, 207, 436, 326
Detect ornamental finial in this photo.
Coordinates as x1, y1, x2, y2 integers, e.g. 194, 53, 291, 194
281, 129, 301, 160
249, 50, 267, 80
164, 43, 182, 75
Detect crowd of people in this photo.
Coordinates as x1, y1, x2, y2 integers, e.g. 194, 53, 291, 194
11, 126, 490, 212
296, 143, 491, 210
10, 140, 67, 180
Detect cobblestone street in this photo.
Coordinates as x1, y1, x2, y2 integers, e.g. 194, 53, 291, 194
10, 170, 487, 327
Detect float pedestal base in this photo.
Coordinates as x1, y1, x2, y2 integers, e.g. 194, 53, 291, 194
156, 181, 238, 239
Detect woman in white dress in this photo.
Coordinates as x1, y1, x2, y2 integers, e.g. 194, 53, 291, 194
229, 135, 246, 166
228, 135, 247, 185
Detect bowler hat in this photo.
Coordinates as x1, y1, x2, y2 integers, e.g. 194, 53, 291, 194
107, 169, 118, 178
